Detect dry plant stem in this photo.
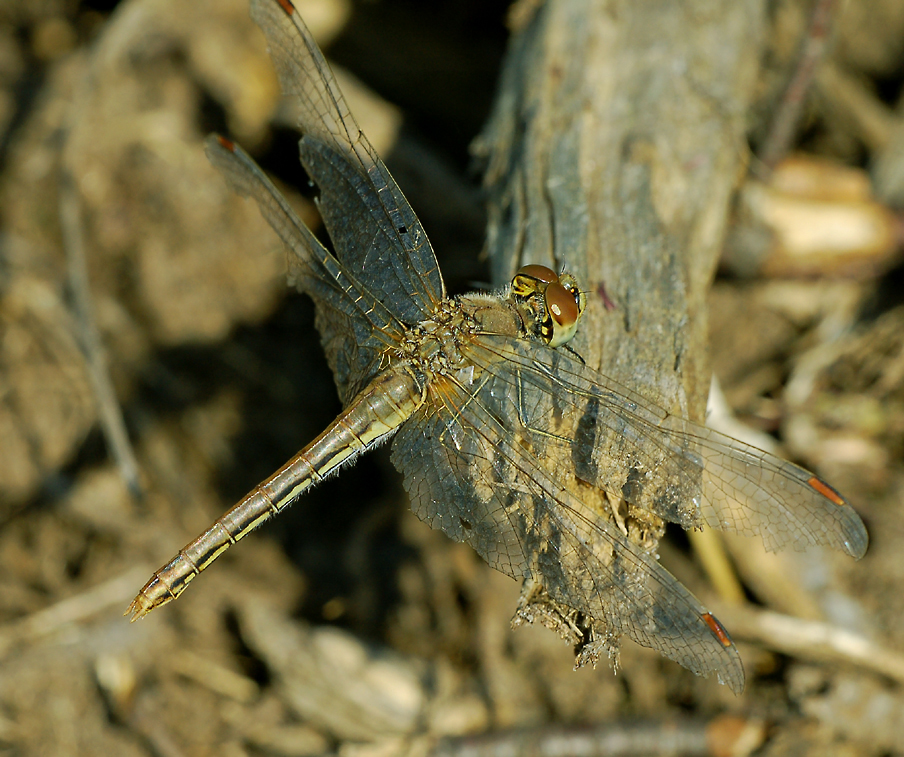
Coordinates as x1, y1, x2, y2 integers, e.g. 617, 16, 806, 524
715, 603, 904, 686
478, 0, 764, 600
60, 173, 144, 500
686, 528, 746, 604
127, 711, 188, 757
0, 567, 151, 659
167, 650, 259, 703
816, 59, 898, 151
758, 0, 838, 171
432, 720, 711, 757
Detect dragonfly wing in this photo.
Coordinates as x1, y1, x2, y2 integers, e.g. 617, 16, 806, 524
250, 0, 445, 323
391, 377, 745, 693
205, 135, 401, 402
466, 335, 868, 559
391, 395, 530, 581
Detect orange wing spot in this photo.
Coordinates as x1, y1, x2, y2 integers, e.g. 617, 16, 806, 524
702, 612, 733, 648
807, 476, 846, 506
216, 135, 236, 151
275, 0, 296, 16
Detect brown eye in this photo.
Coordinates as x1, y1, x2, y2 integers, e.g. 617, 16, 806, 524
515, 264, 558, 283
546, 282, 578, 327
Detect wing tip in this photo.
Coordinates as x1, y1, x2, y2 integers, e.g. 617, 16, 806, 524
843, 528, 870, 560
804, 475, 870, 559
702, 611, 746, 695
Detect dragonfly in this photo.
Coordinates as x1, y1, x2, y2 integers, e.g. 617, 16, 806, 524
128, 0, 868, 694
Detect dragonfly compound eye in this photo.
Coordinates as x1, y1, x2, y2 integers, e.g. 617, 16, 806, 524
515, 264, 558, 283
545, 282, 581, 347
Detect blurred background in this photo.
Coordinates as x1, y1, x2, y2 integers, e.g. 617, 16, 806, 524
0, 0, 903, 754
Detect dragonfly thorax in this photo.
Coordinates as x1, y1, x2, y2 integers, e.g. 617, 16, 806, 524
509, 265, 586, 348
398, 298, 481, 380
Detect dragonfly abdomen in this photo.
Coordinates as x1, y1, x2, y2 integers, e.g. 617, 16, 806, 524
127, 367, 424, 619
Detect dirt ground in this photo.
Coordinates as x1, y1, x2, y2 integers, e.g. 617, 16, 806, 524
1, 0, 904, 755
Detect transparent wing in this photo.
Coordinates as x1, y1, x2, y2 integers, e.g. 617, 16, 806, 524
250, 0, 445, 324
205, 135, 401, 402
464, 335, 869, 560
391, 376, 745, 693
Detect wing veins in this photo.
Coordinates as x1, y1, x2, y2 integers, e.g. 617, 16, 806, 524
470, 336, 867, 556
250, 0, 445, 318
432, 373, 740, 678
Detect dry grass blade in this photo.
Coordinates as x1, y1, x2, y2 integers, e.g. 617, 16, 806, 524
59, 171, 144, 500
714, 603, 904, 686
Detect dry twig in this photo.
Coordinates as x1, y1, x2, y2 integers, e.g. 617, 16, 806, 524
0, 566, 151, 659
432, 716, 766, 757
715, 603, 904, 686
60, 171, 144, 500
759, 0, 838, 170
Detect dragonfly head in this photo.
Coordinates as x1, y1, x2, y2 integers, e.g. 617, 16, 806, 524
510, 265, 587, 348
